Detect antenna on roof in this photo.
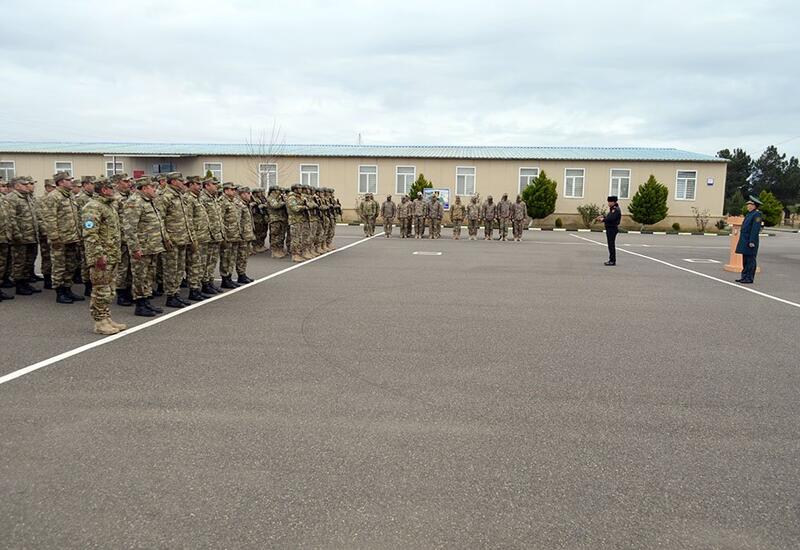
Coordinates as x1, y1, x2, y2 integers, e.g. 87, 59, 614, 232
357, 133, 362, 145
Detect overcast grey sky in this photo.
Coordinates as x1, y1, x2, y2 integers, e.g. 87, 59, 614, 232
1, 0, 798, 158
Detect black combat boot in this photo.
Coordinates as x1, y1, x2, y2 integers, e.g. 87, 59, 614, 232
187, 288, 206, 301
31, 273, 44, 282
116, 288, 133, 306
1, 278, 13, 289
144, 298, 163, 313
66, 286, 85, 301
201, 282, 218, 295
27, 279, 42, 293
56, 287, 74, 304
72, 271, 82, 284
237, 274, 254, 284
153, 283, 164, 297
43, 274, 53, 289
84, 282, 92, 296
177, 294, 192, 306
15, 281, 33, 296
211, 281, 223, 293
134, 298, 156, 317
180, 278, 188, 288
0, 288, 13, 300
221, 276, 239, 289
165, 294, 185, 308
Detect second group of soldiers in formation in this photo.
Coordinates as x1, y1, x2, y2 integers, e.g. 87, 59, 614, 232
0, 172, 341, 334
358, 192, 529, 241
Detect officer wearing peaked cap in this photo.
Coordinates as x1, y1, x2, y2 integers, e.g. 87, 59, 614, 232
735, 195, 763, 284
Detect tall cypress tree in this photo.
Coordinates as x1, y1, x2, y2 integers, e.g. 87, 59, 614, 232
408, 173, 432, 199
628, 175, 669, 229
521, 170, 557, 222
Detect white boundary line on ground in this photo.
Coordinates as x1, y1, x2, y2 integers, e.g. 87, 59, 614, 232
0, 235, 379, 387
570, 234, 800, 310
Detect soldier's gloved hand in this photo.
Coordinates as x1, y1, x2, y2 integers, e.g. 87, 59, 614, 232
95, 256, 107, 271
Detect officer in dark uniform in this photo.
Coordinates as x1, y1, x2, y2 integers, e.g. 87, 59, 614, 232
596, 195, 621, 265
735, 195, 763, 284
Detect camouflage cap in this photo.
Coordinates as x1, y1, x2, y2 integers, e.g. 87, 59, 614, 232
109, 172, 130, 183
44, 179, 56, 188
268, 185, 280, 193
134, 176, 154, 189
94, 178, 114, 192
238, 186, 251, 193
166, 172, 184, 181
53, 171, 73, 183
186, 175, 201, 184
252, 187, 264, 193
201, 177, 217, 186
222, 181, 237, 190
10, 176, 27, 186
80, 175, 96, 184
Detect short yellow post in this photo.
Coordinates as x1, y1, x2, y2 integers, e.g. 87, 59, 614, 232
723, 215, 760, 273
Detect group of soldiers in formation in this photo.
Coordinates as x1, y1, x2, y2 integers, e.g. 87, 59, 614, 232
357, 192, 529, 241
0, 172, 341, 334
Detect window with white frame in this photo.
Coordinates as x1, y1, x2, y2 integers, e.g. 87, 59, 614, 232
519, 167, 539, 193
609, 169, 630, 199
259, 163, 277, 188
358, 165, 377, 194
676, 170, 697, 200
204, 162, 223, 182
396, 166, 415, 194
456, 166, 476, 195
0, 161, 15, 182
55, 161, 73, 176
300, 164, 319, 188
105, 161, 124, 177
564, 168, 585, 198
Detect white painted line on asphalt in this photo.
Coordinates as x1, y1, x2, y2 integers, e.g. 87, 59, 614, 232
412, 251, 443, 256
570, 234, 800, 310
0, 235, 380, 387
683, 258, 721, 263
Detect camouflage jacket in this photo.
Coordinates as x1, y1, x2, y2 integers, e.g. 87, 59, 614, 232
113, 189, 131, 243
412, 199, 427, 217
237, 197, 256, 241
305, 194, 319, 221
286, 192, 307, 225
450, 202, 466, 221
200, 190, 224, 242
74, 190, 94, 211
0, 195, 12, 244
157, 185, 195, 246
496, 199, 512, 219
397, 201, 411, 219
466, 202, 481, 220
220, 194, 242, 242
35, 194, 49, 239
427, 200, 444, 220
186, 190, 212, 244
123, 192, 167, 255
359, 199, 378, 219
511, 201, 528, 221
317, 195, 330, 219
7, 190, 40, 244
41, 186, 82, 244
481, 202, 497, 221
267, 193, 288, 222
380, 200, 397, 219
251, 199, 268, 230
82, 196, 121, 265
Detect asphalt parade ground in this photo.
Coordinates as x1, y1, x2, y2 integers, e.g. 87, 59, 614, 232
2, 226, 799, 549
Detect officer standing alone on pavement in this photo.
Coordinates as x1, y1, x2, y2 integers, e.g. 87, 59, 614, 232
735, 195, 763, 284
596, 195, 621, 266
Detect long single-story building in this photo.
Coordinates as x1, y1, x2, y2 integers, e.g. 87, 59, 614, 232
0, 142, 727, 229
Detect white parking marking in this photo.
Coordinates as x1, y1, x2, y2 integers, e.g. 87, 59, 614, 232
413, 251, 443, 256
683, 258, 721, 263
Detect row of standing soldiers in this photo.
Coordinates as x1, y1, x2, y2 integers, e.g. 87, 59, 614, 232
0, 172, 340, 334
359, 192, 529, 241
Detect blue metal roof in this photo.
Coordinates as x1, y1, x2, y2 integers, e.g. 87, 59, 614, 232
0, 142, 724, 162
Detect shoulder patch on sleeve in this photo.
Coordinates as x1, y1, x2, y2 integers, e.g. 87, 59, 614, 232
755, 215, 762, 223
84, 219, 95, 230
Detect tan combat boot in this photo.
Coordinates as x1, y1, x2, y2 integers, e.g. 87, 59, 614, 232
108, 318, 128, 331
292, 254, 304, 262
94, 318, 120, 335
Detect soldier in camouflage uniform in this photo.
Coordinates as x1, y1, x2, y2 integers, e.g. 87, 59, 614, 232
313, 187, 327, 254
481, 195, 497, 240
200, 177, 224, 294
466, 195, 481, 240
124, 177, 167, 317
326, 188, 340, 250
496, 193, 512, 241
219, 182, 243, 288
511, 195, 528, 241
36, 179, 56, 289
359, 193, 379, 237
7, 176, 42, 295
286, 184, 308, 262
300, 186, 316, 259
397, 195, 411, 238
236, 186, 255, 284
450, 195, 466, 239
251, 188, 268, 253
413, 193, 427, 239
111, 174, 134, 305
0, 176, 14, 288
40, 172, 86, 303
73, 176, 96, 292
380, 195, 396, 238
153, 173, 169, 297
267, 185, 288, 258
74, 176, 95, 210
0, 178, 13, 301
185, 177, 213, 301
428, 193, 444, 239
82, 178, 127, 335
157, 172, 195, 308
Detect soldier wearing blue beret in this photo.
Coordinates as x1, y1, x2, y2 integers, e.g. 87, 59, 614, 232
735, 195, 763, 284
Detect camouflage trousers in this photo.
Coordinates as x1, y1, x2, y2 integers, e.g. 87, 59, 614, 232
451, 219, 463, 238
289, 222, 304, 256
363, 218, 375, 237
429, 219, 441, 239
398, 218, 410, 238
78, 242, 89, 282
162, 244, 187, 295
39, 238, 51, 276
220, 241, 239, 278
11, 243, 38, 280
116, 243, 131, 290
235, 241, 250, 276
468, 219, 480, 237
0, 243, 8, 280
512, 220, 525, 239
315, 217, 325, 247
254, 223, 268, 249
498, 218, 510, 238
203, 242, 221, 284
131, 253, 158, 300
89, 262, 117, 321
269, 220, 286, 253
484, 220, 494, 239
321, 215, 332, 244
413, 216, 425, 237
328, 216, 336, 246
50, 241, 80, 287
302, 221, 312, 254
186, 241, 210, 288
383, 219, 394, 236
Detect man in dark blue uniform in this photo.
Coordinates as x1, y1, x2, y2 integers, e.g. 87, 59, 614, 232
735, 195, 763, 284
596, 195, 622, 265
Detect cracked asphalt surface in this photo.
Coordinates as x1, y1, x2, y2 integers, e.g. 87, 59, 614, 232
2, 227, 799, 549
